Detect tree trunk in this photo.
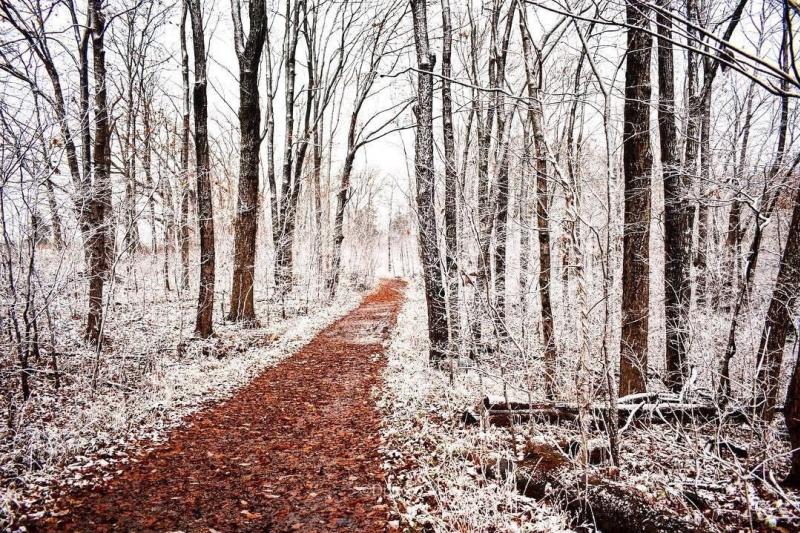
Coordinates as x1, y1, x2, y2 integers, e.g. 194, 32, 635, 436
411, 0, 447, 363
783, 336, 800, 486
754, 45, 793, 419
179, 0, 191, 291
329, 150, 355, 297
441, 0, 459, 352
228, 0, 267, 324
85, 0, 111, 346
695, 81, 712, 307
657, 0, 690, 392
619, 0, 653, 396
123, 82, 140, 255
33, 92, 65, 251
264, 26, 279, 288
719, 28, 789, 403
143, 97, 157, 254
276, 0, 301, 299
494, 112, 513, 327
724, 81, 754, 304
188, 0, 216, 338
520, 7, 557, 398
472, 2, 498, 345
756, 186, 800, 421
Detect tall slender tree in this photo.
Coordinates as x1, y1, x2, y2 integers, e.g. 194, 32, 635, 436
410, 0, 447, 363
657, 0, 690, 391
188, 0, 215, 338
520, 5, 557, 398
228, 0, 267, 323
179, 0, 191, 291
441, 0, 459, 351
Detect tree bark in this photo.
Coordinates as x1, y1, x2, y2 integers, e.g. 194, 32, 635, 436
441, 0, 459, 352
179, 0, 191, 291
724, 81, 755, 303
520, 6, 556, 398
228, 0, 267, 324
188, 0, 216, 338
657, 0, 690, 392
756, 185, 800, 421
85, 0, 111, 346
275, 0, 301, 299
619, 0, 653, 396
410, 0, 447, 363
783, 333, 800, 486
143, 94, 157, 254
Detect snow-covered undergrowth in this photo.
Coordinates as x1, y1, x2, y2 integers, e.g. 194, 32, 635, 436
1, 282, 363, 528
379, 283, 571, 532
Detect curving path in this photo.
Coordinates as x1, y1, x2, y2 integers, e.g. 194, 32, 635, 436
30, 279, 406, 532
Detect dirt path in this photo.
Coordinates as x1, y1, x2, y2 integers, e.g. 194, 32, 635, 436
30, 279, 406, 532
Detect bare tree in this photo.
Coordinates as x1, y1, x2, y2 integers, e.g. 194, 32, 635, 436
619, 0, 653, 396
657, 0, 690, 392
179, 0, 192, 291
228, 0, 267, 324
328, 1, 406, 297
188, 0, 215, 338
410, 0, 447, 363
520, 4, 557, 398
440, 0, 459, 353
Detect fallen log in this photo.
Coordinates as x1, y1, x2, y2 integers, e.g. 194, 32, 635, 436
479, 396, 722, 427
484, 439, 700, 533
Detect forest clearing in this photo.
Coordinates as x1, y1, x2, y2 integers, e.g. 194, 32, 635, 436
2, 0, 800, 531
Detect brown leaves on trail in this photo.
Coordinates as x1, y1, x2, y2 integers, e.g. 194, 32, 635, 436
27, 279, 406, 532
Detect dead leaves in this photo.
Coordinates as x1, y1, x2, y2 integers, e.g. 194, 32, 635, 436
25, 280, 406, 532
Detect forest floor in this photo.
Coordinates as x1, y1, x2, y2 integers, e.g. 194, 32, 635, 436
19, 279, 406, 532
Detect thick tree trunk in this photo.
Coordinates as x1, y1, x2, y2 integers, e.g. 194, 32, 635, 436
619, 0, 653, 396
411, 0, 447, 363
756, 188, 800, 420
188, 0, 216, 338
657, 0, 690, 392
228, 0, 267, 324
784, 339, 800, 486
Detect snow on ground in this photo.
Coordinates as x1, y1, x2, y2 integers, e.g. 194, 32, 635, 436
1, 285, 363, 528
379, 282, 572, 532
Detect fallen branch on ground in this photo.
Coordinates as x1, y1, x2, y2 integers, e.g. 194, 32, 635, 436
482, 438, 700, 533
